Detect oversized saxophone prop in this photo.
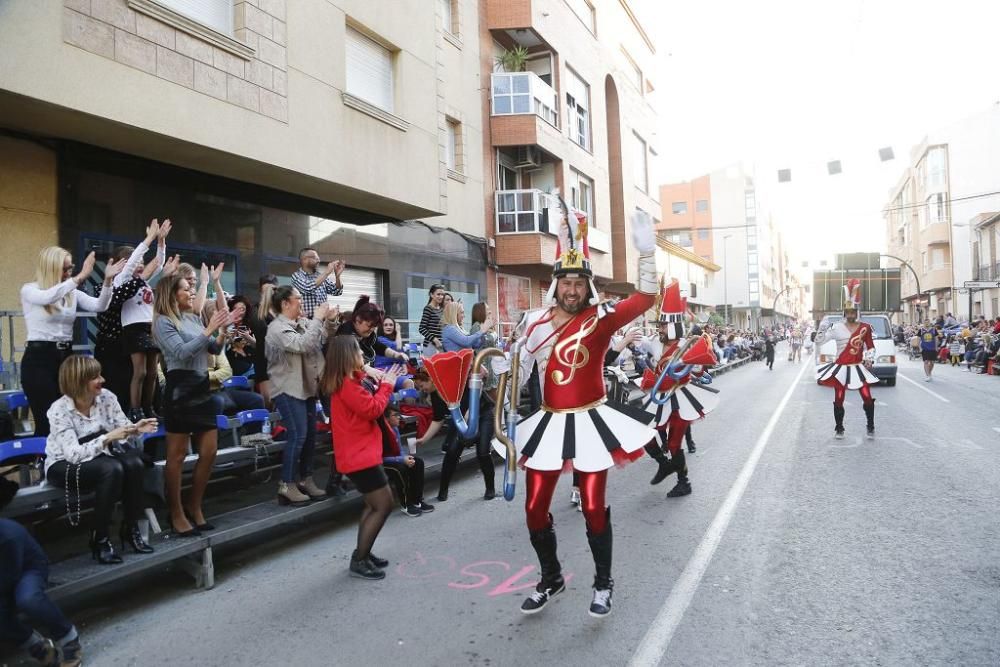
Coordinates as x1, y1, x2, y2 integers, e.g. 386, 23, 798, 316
493, 340, 521, 501
645, 335, 700, 407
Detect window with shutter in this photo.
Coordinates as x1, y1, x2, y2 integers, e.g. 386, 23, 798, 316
325, 267, 386, 315
157, 0, 233, 35
346, 27, 394, 112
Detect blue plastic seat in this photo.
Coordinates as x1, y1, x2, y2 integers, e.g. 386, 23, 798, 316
3, 392, 29, 411
393, 388, 419, 402
0, 437, 47, 464
222, 376, 250, 390
236, 409, 270, 426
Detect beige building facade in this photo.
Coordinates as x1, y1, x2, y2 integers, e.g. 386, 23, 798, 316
0, 0, 489, 357
482, 0, 661, 329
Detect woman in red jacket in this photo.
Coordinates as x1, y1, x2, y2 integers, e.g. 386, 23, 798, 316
324, 336, 403, 580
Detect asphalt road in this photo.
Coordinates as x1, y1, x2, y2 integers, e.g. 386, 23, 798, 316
19, 347, 1000, 666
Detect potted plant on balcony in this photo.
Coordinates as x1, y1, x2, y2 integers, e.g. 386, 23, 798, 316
495, 45, 530, 72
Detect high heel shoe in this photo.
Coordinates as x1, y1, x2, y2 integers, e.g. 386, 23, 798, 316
166, 514, 201, 538
90, 531, 123, 564
120, 522, 155, 554
184, 510, 215, 531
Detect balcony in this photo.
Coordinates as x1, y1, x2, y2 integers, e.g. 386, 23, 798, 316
921, 221, 951, 245
491, 72, 559, 128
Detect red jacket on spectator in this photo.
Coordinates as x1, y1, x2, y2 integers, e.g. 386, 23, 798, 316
331, 371, 393, 474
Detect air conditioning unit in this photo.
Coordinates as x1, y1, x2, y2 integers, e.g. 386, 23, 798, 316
516, 146, 540, 168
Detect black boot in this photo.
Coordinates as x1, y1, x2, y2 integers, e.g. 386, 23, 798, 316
685, 426, 696, 454
863, 402, 875, 439
587, 508, 614, 618
666, 450, 692, 497
521, 516, 565, 614
478, 455, 496, 500
120, 522, 154, 554
833, 404, 845, 438
645, 442, 674, 486
90, 531, 123, 565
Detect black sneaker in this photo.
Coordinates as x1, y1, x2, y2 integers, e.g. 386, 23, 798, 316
401, 505, 422, 517
687, 441, 697, 454
835, 428, 845, 440
866, 426, 875, 440
326, 481, 347, 497
589, 582, 614, 618
666, 480, 692, 498
417, 501, 435, 513
520, 577, 565, 615
483, 491, 497, 500
27, 638, 59, 667
60, 638, 82, 667
367, 553, 389, 569
349, 557, 386, 580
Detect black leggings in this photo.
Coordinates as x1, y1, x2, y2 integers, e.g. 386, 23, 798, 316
20, 346, 72, 437
439, 401, 495, 496
47, 451, 147, 538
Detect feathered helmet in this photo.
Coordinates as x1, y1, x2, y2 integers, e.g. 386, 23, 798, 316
842, 278, 862, 311
545, 195, 600, 307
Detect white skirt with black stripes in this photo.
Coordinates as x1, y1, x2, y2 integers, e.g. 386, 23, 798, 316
816, 361, 879, 389
644, 383, 720, 426
492, 400, 656, 473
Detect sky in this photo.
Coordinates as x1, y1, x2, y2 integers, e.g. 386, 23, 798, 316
645, 0, 1000, 268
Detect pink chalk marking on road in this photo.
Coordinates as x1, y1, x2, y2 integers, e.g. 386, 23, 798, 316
448, 561, 511, 590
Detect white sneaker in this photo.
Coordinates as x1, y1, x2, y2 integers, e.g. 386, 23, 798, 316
924, 376, 931, 382
570, 488, 581, 506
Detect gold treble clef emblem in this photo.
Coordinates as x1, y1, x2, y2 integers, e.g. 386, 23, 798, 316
551, 314, 599, 386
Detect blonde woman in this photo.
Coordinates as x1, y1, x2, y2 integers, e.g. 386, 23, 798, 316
20, 246, 126, 436
441, 301, 494, 353
152, 273, 230, 537
45, 355, 159, 564
251, 275, 278, 407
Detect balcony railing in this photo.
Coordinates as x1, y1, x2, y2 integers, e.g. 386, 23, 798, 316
491, 72, 559, 128
495, 189, 555, 234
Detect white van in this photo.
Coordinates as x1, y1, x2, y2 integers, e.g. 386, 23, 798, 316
815, 313, 898, 386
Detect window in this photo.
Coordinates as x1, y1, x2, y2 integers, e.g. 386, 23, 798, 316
696, 199, 709, 213
633, 132, 648, 193
569, 169, 596, 228
346, 26, 394, 112
930, 247, 946, 270
440, 0, 458, 35
671, 202, 687, 215
566, 68, 590, 150
926, 193, 946, 224
567, 0, 596, 34
157, 0, 232, 34
664, 229, 692, 248
446, 119, 461, 172
697, 229, 710, 240
925, 147, 947, 191
921, 251, 928, 272
622, 49, 642, 92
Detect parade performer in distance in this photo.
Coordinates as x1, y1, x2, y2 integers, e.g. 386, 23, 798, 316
639, 279, 719, 498
814, 279, 878, 439
495, 202, 658, 618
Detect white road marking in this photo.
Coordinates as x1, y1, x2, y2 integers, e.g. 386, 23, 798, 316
830, 437, 862, 449
629, 361, 810, 667
879, 436, 923, 449
897, 373, 950, 403
993, 427, 1000, 434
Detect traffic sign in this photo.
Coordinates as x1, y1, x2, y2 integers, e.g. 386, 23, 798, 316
963, 280, 1000, 289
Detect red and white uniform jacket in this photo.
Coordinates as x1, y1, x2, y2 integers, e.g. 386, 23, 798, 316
815, 321, 878, 389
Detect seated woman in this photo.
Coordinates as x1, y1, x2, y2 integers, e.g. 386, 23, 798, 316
381, 403, 433, 517
336, 296, 413, 391
45, 355, 159, 564
373, 316, 404, 370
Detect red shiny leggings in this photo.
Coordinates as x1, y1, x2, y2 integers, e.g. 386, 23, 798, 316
525, 468, 608, 533
833, 382, 874, 406
659, 413, 689, 455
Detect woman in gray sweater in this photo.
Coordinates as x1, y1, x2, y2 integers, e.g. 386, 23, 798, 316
152, 273, 230, 537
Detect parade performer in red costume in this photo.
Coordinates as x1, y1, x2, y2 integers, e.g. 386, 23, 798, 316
494, 202, 659, 618
639, 279, 719, 498
814, 279, 878, 439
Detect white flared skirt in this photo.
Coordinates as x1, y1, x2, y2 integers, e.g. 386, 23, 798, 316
815, 362, 879, 389
492, 400, 656, 473
643, 383, 720, 426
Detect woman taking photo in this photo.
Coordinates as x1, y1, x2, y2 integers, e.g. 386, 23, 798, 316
324, 336, 403, 580
266, 286, 335, 505
418, 284, 446, 357
152, 272, 230, 537
21, 247, 126, 436
45, 355, 159, 563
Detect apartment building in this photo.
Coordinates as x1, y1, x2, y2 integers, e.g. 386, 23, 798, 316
654, 238, 720, 320
481, 0, 661, 328
0, 0, 486, 347
969, 212, 1000, 319
659, 163, 793, 329
884, 105, 1000, 323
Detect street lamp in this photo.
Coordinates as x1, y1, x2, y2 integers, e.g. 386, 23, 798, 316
772, 284, 792, 326
880, 253, 923, 322
723, 234, 733, 325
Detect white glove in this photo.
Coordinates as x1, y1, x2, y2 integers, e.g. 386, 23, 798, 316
631, 210, 656, 255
